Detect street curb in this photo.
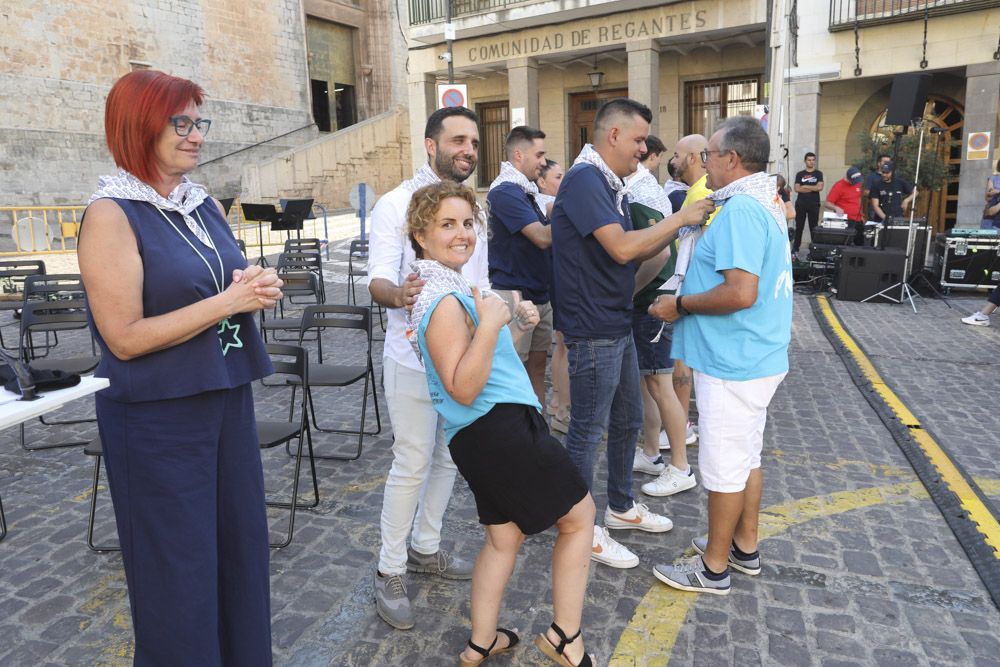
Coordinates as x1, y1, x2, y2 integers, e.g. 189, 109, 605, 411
811, 295, 1000, 610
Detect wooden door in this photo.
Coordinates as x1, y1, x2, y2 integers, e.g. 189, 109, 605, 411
569, 88, 628, 162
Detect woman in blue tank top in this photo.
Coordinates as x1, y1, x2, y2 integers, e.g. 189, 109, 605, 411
78, 70, 281, 666
406, 182, 596, 667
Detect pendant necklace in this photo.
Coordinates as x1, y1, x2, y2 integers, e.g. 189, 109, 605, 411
156, 207, 244, 356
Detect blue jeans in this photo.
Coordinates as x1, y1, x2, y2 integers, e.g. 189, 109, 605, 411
564, 334, 642, 513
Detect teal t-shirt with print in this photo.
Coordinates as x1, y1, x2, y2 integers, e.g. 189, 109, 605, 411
671, 194, 793, 380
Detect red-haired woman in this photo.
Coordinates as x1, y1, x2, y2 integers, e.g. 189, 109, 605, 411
79, 70, 282, 666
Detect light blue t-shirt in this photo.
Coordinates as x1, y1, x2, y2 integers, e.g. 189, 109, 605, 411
418, 292, 541, 443
672, 194, 793, 381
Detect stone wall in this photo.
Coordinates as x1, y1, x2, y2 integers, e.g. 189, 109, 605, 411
0, 0, 316, 205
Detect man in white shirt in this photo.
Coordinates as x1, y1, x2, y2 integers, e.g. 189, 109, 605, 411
367, 106, 486, 630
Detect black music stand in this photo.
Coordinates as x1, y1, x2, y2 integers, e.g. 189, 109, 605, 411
241, 203, 280, 267
219, 198, 235, 216
276, 199, 314, 240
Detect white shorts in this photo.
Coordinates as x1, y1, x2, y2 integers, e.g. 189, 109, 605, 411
694, 370, 787, 493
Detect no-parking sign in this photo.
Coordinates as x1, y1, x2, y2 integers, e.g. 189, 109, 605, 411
437, 84, 468, 109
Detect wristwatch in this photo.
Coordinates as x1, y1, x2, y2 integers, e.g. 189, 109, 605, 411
676, 295, 689, 317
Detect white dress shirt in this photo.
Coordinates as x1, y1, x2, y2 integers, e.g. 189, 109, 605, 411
367, 181, 490, 372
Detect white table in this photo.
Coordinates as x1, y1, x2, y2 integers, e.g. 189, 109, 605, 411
0, 375, 110, 541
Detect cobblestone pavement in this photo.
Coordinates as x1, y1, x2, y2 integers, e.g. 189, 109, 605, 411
1, 247, 999, 666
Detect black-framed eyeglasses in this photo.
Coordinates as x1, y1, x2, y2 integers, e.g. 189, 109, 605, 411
700, 148, 732, 163
169, 115, 212, 138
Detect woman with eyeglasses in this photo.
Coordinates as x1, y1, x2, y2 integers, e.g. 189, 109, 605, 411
78, 70, 281, 666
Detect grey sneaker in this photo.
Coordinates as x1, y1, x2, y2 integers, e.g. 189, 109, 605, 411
406, 546, 473, 580
374, 571, 415, 630
653, 555, 731, 595
691, 536, 761, 575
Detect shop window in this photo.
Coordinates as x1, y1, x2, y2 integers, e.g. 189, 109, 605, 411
476, 101, 509, 189
685, 77, 761, 137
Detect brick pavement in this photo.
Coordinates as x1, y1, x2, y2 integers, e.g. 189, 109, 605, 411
1, 251, 999, 666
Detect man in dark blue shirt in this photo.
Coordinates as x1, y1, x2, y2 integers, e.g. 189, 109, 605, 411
487, 126, 552, 405
551, 98, 712, 569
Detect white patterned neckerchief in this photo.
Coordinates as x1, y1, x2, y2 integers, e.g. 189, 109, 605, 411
708, 171, 785, 230
401, 163, 441, 194
573, 144, 635, 215
625, 163, 673, 216
405, 258, 497, 363
661, 171, 783, 293
663, 180, 690, 198
489, 161, 539, 196
533, 192, 555, 212
89, 170, 213, 248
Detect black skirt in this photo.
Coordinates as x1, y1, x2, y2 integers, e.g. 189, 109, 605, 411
449, 403, 589, 535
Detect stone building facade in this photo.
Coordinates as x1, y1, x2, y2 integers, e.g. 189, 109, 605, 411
0, 0, 407, 206
404, 0, 999, 231
773, 0, 1000, 231
405, 0, 767, 187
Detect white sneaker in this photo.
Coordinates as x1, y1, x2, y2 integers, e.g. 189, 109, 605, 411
658, 430, 670, 451
591, 525, 639, 568
685, 422, 698, 445
633, 448, 666, 475
962, 312, 990, 326
642, 465, 698, 497
605, 503, 673, 533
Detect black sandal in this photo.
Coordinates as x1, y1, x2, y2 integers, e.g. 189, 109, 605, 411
533, 622, 594, 667
459, 627, 520, 666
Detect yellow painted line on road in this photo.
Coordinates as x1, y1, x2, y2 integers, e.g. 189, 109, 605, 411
814, 296, 920, 426
815, 295, 1000, 554
609, 479, 933, 666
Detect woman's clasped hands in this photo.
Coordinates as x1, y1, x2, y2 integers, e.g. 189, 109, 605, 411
227, 266, 284, 313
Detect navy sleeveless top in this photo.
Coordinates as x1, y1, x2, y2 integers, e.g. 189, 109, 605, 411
84, 198, 273, 403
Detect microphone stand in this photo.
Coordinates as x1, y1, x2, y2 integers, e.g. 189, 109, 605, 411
864, 118, 927, 312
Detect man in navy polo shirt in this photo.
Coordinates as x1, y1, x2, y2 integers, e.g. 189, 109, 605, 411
487, 126, 553, 406
551, 98, 713, 568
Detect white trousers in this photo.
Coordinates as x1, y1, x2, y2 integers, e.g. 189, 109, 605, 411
694, 370, 786, 493
377, 357, 458, 575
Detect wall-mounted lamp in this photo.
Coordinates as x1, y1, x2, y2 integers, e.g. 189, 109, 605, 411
588, 55, 604, 89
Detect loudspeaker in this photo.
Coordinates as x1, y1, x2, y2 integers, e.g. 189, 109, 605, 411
811, 227, 855, 245
837, 248, 906, 302
885, 73, 931, 126
882, 221, 929, 273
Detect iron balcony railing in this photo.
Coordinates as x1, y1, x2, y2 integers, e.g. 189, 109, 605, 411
829, 0, 997, 31
410, 0, 531, 25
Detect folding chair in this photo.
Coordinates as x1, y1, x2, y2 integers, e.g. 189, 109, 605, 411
17, 298, 100, 451
347, 239, 385, 336
290, 305, 381, 461
235, 238, 248, 260
347, 240, 368, 306
0, 492, 7, 543
20, 273, 88, 359
284, 238, 322, 256
259, 271, 323, 343
0, 259, 45, 350
83, 437, 119, 552
277, 252, 325, 303
258, 344, 319, 548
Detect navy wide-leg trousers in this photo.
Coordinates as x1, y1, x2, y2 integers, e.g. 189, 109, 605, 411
96, 384, 272, 667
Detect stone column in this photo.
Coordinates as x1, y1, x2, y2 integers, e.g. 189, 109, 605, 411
407, 72, 437, 173
956, 61, 1000, 229
507, 57, 539, 128
627, 40, 661, 138
787, 80, 821, 179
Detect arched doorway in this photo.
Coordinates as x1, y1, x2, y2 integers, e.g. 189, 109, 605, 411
868, 95, 964, 233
